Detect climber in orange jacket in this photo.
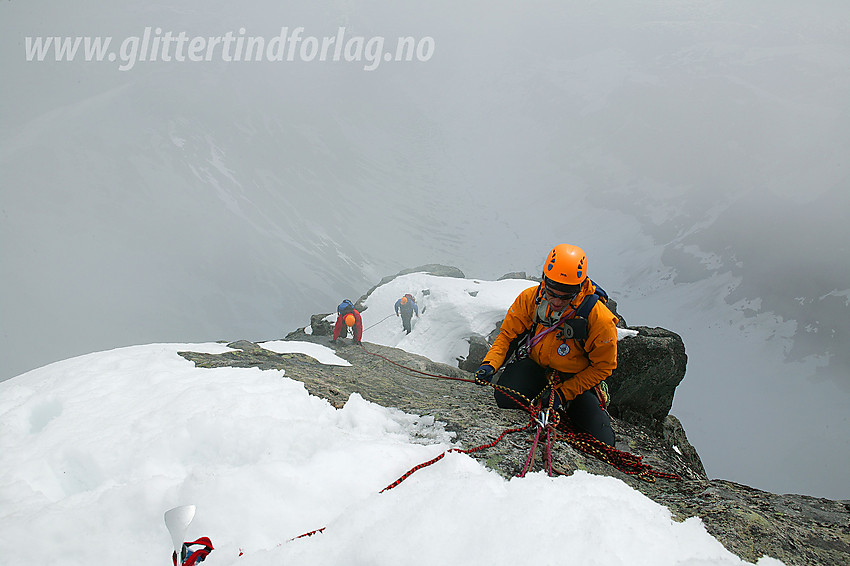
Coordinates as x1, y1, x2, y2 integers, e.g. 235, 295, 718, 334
475, 244, 618, 445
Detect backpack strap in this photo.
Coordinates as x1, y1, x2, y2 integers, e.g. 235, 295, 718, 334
576, 279, 608, 319
589, 279, 609, 302
575, 293, 600, 319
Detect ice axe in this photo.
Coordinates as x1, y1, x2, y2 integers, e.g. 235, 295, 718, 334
164, 505, 195, 564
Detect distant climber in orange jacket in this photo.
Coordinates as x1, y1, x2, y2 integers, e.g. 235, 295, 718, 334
394, 293, 419, 334
475, 244, 618, 445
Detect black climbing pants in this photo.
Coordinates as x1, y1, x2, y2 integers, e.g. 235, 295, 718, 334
493, 357, 615, 446
401, 313, 413, 334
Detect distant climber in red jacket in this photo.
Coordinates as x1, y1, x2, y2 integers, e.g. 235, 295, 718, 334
332, 299, 363, 344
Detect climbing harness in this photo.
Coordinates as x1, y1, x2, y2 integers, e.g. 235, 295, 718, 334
504, 279, 609, 368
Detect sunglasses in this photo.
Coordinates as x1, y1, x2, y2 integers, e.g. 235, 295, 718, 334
544, 287, 577, 301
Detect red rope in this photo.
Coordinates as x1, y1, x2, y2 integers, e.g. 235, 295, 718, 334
288, 527, 326, 541
519, 425, 542, 477
288, 423, 533, 540
380, 422, 533, 492
552, 420, 681, 482
357, 342, 476, 383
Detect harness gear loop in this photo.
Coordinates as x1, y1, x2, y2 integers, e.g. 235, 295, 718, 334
593, 381, 610, 409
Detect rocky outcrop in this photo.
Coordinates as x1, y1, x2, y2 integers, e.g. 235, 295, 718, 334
663, 414, 707, 477
308, 313, 333, 336
497, 271, 532, 281
178, 338, 850, 566
608, 326, 687, 427
457, 335, 491, 373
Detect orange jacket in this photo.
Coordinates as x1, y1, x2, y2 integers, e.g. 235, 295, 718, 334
482, 280, 618, 401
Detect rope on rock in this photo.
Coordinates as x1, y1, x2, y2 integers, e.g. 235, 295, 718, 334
357, 341, 477, 384
380, 421, 534, 492
285, 341, 680, 541
358, 341, 680, 482
551, 421, 681, 482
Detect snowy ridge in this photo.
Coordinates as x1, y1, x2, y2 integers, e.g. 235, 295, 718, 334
358, 273, 539, 366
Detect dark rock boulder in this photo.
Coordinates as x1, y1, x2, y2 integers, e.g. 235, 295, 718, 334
457, 335, 491, 372
309, 313, 333, 336
284, 313, 334, 339
662, 414, 707, 478
606, 297, 628, 328
608, 327, 687, 427
497, 271, 532, 281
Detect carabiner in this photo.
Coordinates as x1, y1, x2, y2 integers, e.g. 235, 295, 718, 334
535, 408, 550, 429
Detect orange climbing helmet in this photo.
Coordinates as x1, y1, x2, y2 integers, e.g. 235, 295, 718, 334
344, 313, 356, 327
400, 296, 408, 305
543, 244, 587, 292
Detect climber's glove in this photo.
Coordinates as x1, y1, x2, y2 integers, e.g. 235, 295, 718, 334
474, 364, 495, 386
